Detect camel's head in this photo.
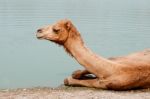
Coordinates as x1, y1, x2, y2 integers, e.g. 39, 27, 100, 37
36, 19, 73, 45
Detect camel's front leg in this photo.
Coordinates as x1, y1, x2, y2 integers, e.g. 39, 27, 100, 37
72, 69, 97, 79
72, 69, 89, 79
64, 76, 107, 89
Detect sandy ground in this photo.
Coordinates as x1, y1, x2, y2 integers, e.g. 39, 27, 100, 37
0, 86, 150, 99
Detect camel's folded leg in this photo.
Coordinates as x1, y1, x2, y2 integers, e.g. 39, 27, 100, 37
65, 76, 145, 90
72, 69, 89, 79
72, 69, 97, 79
64, 76, 107, 89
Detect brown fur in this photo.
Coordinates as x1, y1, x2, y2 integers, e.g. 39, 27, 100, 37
36, 19, 150, 90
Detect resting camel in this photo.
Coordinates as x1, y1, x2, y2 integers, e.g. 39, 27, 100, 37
36, 19, 150, 90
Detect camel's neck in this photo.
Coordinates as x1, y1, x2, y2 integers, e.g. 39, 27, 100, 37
64, 37, 123, 78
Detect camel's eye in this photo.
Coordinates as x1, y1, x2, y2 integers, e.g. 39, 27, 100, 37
53, 27, 60, 34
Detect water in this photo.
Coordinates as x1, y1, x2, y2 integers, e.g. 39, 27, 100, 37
0, 0, 150, 89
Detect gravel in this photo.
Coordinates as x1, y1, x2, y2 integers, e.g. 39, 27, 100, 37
0, 86, 150, 99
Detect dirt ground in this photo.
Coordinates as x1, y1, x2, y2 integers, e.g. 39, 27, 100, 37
0, 86, 150, 99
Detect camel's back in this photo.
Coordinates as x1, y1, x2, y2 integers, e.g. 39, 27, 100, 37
109, 49, 150, 67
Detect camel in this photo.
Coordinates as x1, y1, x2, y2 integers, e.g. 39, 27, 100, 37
36, 19, 150, 90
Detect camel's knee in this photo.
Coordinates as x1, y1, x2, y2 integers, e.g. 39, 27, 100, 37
72, 70, 83, 79
72, 69, 92, 79
64, 78, 69, 86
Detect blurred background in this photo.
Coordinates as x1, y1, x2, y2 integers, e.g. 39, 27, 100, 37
0, 0, 150, 89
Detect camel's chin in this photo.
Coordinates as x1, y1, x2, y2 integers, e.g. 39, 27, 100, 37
36, 36, 44, 40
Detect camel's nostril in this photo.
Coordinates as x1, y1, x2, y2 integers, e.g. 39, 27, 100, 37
37, 29, 42, 33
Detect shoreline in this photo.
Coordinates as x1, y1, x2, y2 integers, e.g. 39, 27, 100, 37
0, 86, 150, 99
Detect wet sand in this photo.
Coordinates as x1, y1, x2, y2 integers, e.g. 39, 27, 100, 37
0, 86, 150, 99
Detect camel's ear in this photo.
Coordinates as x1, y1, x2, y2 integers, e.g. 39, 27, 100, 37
65, 20, 72, 31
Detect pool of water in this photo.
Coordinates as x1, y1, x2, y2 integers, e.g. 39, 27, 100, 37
0, 0, 150, 89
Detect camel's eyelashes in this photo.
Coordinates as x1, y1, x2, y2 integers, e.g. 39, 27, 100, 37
53, 27, 60, 34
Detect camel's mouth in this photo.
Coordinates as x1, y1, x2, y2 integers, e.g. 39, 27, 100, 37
36, 28, 45, 39
36, 33, 44, 40
37, 36, 43, 39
